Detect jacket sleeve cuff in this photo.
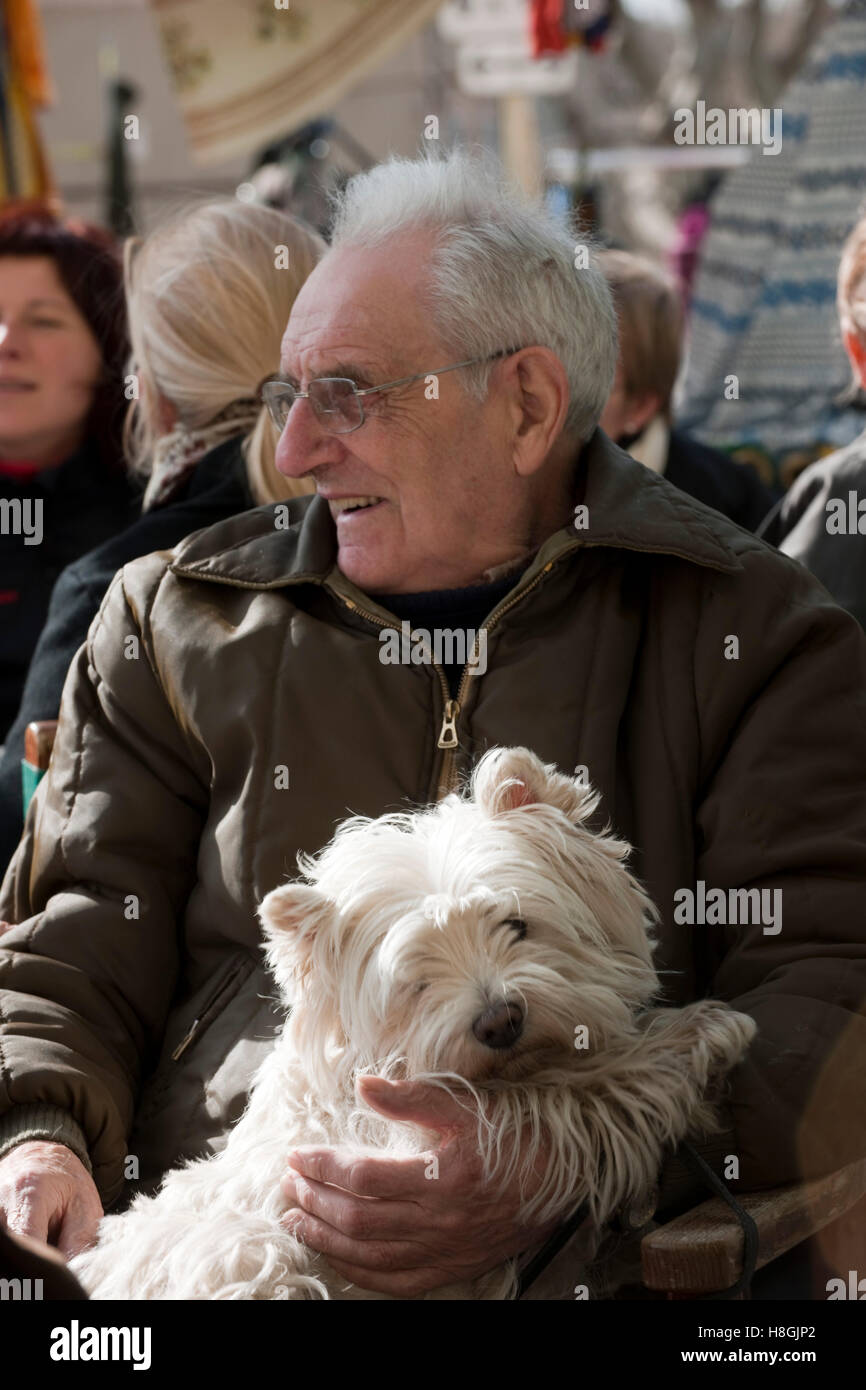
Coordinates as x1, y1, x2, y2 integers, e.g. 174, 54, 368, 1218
0, 1104, 93, 1176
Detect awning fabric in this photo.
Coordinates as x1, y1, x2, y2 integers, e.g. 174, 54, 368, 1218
0, 0, 55, 200
151, 0, 444, 166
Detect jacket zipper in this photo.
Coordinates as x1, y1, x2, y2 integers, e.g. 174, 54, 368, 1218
171, 1018, 201, 1062
433, 559, 558, 797
336, 556, 559, 801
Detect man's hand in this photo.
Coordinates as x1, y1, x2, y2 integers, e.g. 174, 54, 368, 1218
280, 1077, 560, 1297
0, 1141, 103, 1258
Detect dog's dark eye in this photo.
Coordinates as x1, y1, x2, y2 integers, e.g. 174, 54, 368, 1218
501, 918, 528, 941
415, 982, 429, 995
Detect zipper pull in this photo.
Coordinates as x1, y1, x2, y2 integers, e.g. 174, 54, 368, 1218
171, 1017, 201, 1062
438, 699, 460, 749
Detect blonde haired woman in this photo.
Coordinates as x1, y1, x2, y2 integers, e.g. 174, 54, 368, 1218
0, 199, 324, 872
125, 198, 323, 509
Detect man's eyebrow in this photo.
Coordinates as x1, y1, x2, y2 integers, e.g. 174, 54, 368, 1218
313, 362, 377, 385
279, 360, 379, 387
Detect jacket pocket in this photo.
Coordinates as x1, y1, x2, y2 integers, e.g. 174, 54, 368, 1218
123, 955, 277, 1205
169, 952, 258, 1062
134, 950, 258, 1124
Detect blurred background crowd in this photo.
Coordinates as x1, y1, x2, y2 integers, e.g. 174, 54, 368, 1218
2, 0, 866, 874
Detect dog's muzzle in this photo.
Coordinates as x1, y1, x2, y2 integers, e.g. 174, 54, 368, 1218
472, 1000, 524, 1050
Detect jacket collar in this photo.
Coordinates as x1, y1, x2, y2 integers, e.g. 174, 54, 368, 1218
169, 428, 743, 596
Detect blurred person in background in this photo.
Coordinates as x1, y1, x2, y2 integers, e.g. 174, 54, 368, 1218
598, 250, 777, 531
0, 200, 323, 874
0, 210, 134, 743
759, 209, 866, 630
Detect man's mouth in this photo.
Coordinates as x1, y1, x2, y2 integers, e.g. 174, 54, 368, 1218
326, 495, 384, 517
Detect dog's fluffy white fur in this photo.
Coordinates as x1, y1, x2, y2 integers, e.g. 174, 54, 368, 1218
72, 747, 755, 1300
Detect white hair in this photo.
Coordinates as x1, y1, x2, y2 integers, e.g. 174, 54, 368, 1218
329, 149, 618, 440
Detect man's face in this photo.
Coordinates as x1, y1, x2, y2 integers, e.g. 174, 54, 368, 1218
275, 235, 521, 594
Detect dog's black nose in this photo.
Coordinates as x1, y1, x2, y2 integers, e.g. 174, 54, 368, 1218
472, 1001, 524, 1049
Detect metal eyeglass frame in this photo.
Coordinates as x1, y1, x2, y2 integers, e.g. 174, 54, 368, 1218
258, 346, 524, 435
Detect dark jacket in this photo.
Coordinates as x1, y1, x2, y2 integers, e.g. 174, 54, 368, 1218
0, 446, 136, 743
666, 428, 778, 531
0, 430, 865, 1219
758, 430, 866, 630
0, 434, 253, 876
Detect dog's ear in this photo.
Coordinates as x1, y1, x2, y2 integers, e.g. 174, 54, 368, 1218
471, 746, 599, 824
258, 882, 331, 939
258, 883, 336, 994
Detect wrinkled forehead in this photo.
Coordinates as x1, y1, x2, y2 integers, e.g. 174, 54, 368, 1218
279, 236, 443, 379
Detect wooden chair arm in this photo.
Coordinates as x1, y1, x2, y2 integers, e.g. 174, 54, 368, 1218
24, 720, 58, 771
641, 1157, 866, 1294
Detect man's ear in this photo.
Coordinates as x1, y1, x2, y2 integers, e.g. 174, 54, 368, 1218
258, 882, 336, 997
470, 746, 600, 825
503, 347, 570, 478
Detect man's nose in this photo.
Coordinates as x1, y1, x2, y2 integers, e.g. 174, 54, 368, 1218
472, 1000, 524, 1050
274, 395, 342, 479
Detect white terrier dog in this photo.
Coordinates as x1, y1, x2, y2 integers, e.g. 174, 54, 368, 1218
72, 747, 755, 1300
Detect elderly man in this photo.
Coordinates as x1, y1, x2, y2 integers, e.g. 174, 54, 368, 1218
1, 152, 865, 1299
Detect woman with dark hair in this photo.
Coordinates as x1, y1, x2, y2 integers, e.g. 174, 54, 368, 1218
0, 208, 135, 741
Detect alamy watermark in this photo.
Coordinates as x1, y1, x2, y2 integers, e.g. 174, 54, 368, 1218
827, 1270, 866, 1299
674, 881, 782, 935
378, 622, 488, 676
825, 491, 865, 534
0, 496, 42, 545
0, 1277, 43, 1300
49, 1320, 151, 1369
674, 101, 782, 157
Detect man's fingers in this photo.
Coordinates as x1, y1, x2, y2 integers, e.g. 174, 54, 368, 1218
3, 1195, 50, 1245
283, 1170, 444, 1241
56, 1208, 100, 1260
282, 1207, 428, 1274
286, 1146, 440, 1199
357, 1076, 475, 1131
62, 1181, 104, 1260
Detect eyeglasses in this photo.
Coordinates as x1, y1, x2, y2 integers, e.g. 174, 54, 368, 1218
258, 348, 523, 435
